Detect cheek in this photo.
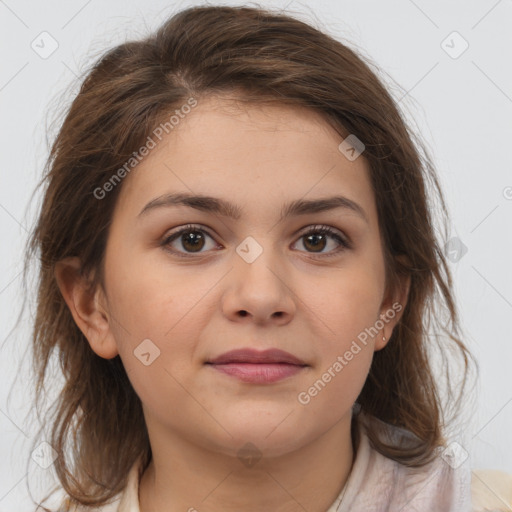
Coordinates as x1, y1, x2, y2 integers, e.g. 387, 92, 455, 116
104, 254, 216, 388
295, 270, 380, 418
296, 348, 373, 430
105, 245, 207, 337
105, 268, 200, 420
303, 263, 384, 344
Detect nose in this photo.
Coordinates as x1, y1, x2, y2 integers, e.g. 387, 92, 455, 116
221, 242, 296, 325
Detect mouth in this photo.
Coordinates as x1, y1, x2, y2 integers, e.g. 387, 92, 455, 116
205, 348, 309, 384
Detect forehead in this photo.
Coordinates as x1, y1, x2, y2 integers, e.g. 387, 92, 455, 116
113, 95, 376, 224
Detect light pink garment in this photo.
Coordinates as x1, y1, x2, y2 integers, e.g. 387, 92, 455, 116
62, 412, 499, 512
326, 412, 472, 511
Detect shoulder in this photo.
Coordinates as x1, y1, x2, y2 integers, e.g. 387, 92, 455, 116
355, 412, 512, 512
58, 496, 121, 512
338, 412, 472, 511
471, 469, 512, 511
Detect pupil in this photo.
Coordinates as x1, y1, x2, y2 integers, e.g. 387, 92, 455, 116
183, 231, 204, 252
305, 234, 326, 252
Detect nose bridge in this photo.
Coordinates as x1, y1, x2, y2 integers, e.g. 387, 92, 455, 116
233, 233, 285, 286
223, 233, 295, 322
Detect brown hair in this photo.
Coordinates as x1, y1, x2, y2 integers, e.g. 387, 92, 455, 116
22, 4, 475, 510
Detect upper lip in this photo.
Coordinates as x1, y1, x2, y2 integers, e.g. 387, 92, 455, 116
207, 348, 307, 366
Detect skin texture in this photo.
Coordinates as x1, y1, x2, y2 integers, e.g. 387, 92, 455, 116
55, 95, 409, 512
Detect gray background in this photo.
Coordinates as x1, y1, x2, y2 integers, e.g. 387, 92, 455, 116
1, 0, 511, 509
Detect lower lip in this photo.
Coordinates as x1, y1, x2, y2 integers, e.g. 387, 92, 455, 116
207, 363, 306, 383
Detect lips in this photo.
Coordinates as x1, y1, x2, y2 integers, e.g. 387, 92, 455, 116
206, 348, 307, 366
206, 348, 308, 384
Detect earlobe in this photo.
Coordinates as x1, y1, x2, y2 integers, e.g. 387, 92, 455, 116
54, 257, 119, 359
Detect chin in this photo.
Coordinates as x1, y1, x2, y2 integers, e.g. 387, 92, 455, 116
209, 412, 314, 459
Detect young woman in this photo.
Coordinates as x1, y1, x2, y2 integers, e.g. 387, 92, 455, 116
23, 4, 508, 511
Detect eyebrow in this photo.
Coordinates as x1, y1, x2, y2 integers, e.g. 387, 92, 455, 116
138, 192, 369, 224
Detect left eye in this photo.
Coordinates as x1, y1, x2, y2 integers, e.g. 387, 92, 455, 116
292, 225, 350, 256
161, 224, 350, 257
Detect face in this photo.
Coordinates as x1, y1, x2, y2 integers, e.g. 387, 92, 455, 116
93, 95, 402, 459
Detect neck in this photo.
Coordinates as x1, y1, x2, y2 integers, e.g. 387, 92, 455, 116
138, 413, 356, 512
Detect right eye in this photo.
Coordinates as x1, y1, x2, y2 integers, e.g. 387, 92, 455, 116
161, 224, 221, 257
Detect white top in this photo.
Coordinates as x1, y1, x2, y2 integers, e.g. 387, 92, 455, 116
60, 412, 512, 512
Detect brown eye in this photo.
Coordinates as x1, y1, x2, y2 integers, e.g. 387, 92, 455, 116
162, 225, 218, 256
303, 232, 328, 252
293, 225, 350, 256
180, 230, 206, 252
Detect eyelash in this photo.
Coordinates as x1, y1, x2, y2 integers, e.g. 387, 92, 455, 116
161, 223, 351, 259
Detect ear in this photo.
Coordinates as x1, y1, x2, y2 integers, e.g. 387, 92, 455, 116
54, 257, 119, 359
374, 254, 411, 351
